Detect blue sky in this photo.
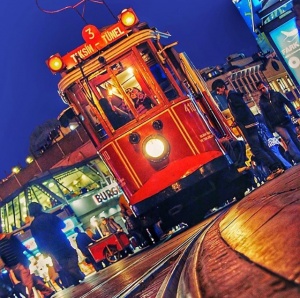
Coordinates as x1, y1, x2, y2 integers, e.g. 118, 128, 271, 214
0, 0, 258, 178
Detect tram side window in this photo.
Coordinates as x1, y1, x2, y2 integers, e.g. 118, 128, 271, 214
138, 44, 178, 100
84, 105, 108, 141
150, 63, 178, 100
67, 86, 108, 140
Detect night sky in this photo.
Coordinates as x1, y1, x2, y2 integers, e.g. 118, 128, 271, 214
0, 0, 258, 178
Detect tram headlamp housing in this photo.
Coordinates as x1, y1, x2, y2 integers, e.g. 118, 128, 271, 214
46, 54, 65, 74
119, 8, 139, 27
129, 132, 141, 144
152, 120, 163, 130
143, 135, 170, 162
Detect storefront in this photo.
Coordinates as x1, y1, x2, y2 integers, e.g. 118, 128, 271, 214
0, 156, 126, 284
0, 156, 125, 234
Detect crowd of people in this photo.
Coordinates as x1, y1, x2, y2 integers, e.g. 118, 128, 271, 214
211, 79, 300, 183
0, 198, 166, 297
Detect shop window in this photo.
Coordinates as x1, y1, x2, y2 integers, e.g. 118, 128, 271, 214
12, 197, 21, 229
19, 194, 28, 226
5, 202, 15, 232
31, 185, 54, 210
0, 207, 7, 232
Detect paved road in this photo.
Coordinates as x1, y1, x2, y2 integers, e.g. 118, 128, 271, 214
51, 165, 300, 297
185, 164, 300, 297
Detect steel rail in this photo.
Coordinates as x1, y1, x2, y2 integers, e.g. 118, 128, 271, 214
113, 211, 225, 298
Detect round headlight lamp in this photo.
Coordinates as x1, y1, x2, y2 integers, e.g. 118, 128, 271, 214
142, 135, 170, 162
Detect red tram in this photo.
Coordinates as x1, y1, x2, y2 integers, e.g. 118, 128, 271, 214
46, 8, 251, 229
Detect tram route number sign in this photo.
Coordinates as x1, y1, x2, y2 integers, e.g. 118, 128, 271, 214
62, 22, 127, 70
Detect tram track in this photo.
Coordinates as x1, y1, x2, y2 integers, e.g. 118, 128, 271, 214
52, 210, 226, 298
113, 211, 225, 298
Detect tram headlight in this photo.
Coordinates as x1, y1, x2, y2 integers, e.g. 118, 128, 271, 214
119, 9, 139, 27
46, 54, 65, 74
143, 135, 170, 162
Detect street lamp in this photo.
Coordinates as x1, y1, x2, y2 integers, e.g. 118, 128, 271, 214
26, 156, 34, 164
12, 166, 21, 174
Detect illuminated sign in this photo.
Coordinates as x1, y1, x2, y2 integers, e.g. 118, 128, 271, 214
23, 237, 38, 252
62, 218, 75, 233
62, 23, 127, 69
270, 18, 300, 84
93, 182, 121, 205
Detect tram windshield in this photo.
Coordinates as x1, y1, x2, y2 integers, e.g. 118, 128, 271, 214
87, 51, 161, 132
66, 42, 184, 137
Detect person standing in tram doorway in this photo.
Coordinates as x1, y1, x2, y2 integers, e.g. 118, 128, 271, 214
211, 79, 285, 181
28, 202, 85, 287
256, 80, 300, 165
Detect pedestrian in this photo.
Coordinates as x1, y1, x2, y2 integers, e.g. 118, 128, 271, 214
74, 227, 102, 271
0, 269, 24, 298
46, 263, 64, 290
49, 255, 70, 289
0, 232, 54, 298
250, 155, 268, 185
256, 80, 300, 164
99, 217, 123, 237
256, 116, 292, 169
28, 202, 85, 287
119, 194, 150, 248
211, 79, 284, 181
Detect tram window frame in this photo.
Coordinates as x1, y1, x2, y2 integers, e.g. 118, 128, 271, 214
66, 87, 109, 141
108, 54, 158, 114
90, 53, 158, 122
137, 43, 180, 101
94, 78, 134, 129
85, 62, 134, 127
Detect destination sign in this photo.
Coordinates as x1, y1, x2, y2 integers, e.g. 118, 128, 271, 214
62, 22, 127, 69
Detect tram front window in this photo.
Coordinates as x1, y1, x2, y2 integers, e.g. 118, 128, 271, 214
114, 63, 156, 114
138, 44, 178, 100
98, 97, 131, 130
96, 82, 133, 130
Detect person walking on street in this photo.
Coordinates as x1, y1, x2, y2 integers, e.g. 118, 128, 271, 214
0, 232, 54, 298
256, 116, 292, 169
74, 227, 103, 271
212, 79, 284, 181
28, 202, 85, 287
99, 217, 123, 237
256, 80, 300, 164
119, 194, 150, 248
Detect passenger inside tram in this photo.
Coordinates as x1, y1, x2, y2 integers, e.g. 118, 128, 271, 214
98, 97, 131, 130
127, 87, 156, 114
98, 85, 133, 122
